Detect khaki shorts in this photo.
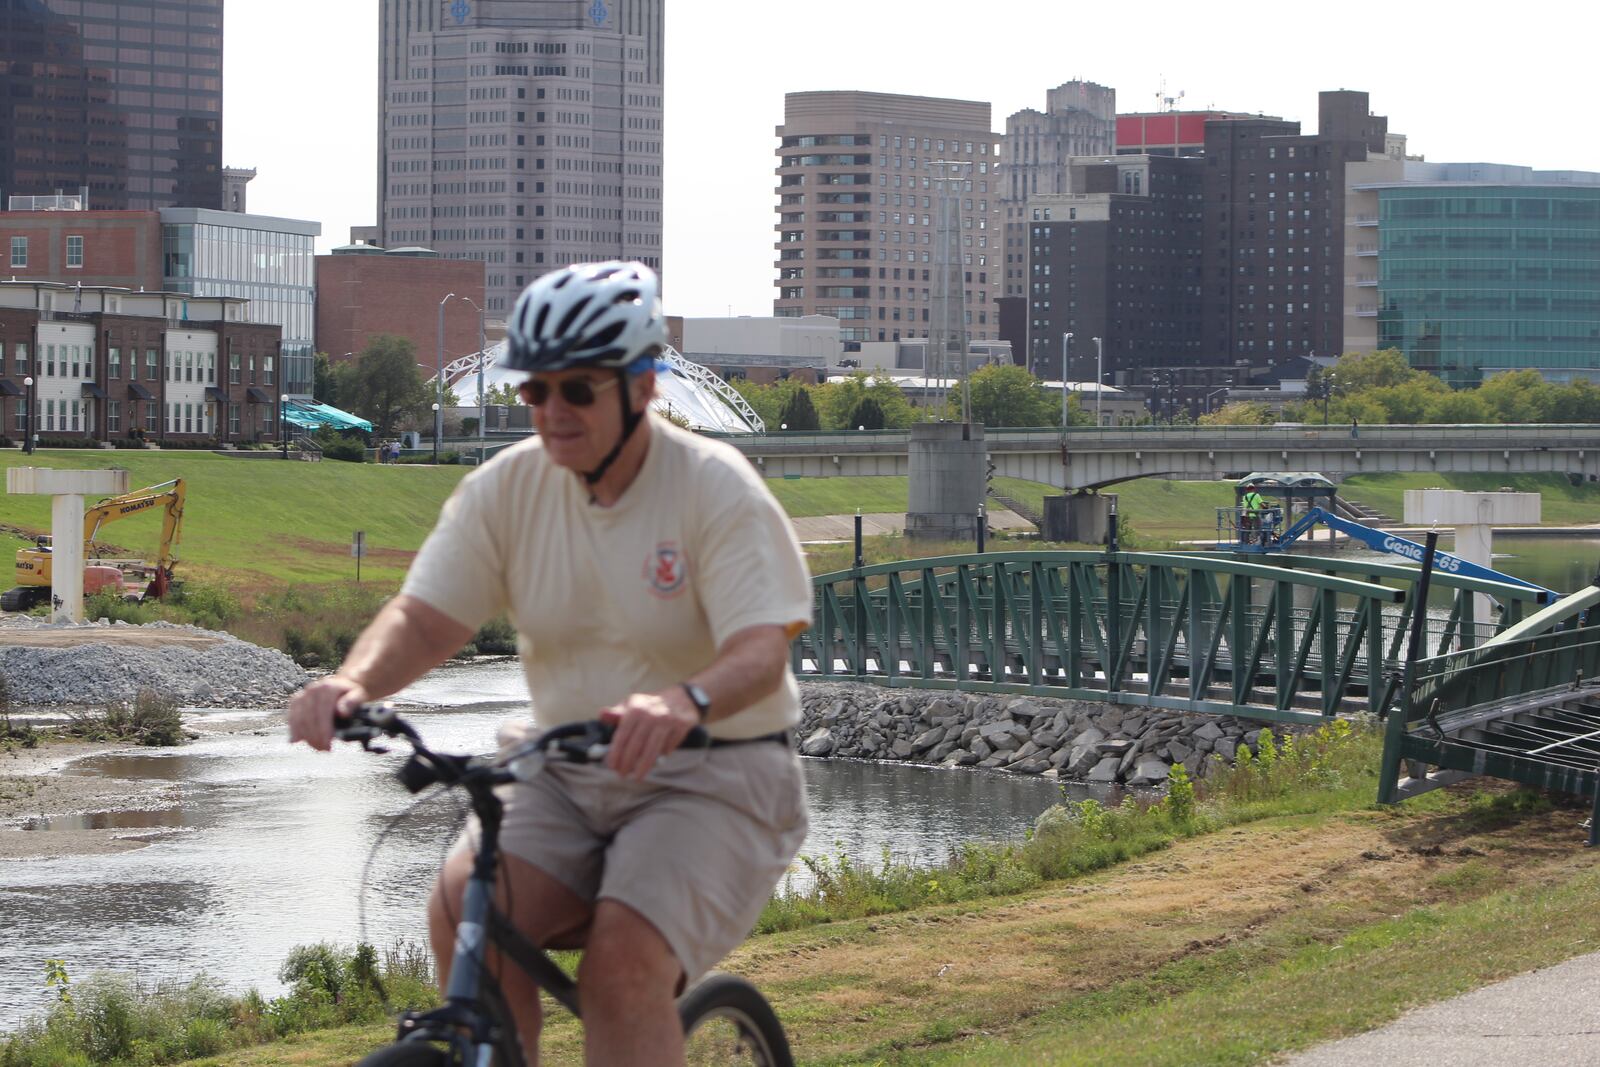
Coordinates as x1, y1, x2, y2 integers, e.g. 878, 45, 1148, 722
455, 734, 808, 984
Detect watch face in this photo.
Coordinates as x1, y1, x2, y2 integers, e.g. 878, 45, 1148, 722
685, 683, 711, 712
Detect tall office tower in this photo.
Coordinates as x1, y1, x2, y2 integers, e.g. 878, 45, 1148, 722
378, 0, 664, 316
0, 0, 224, 210
997, 82, 1115, 302
774, 91, 1002, 349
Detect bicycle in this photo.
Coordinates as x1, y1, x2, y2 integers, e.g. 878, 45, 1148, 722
336, 703, 795, 1067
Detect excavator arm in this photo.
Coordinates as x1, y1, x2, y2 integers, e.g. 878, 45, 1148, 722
83, 478, 186, 572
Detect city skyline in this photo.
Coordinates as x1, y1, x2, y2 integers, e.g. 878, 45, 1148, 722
224, 0, 1600, 320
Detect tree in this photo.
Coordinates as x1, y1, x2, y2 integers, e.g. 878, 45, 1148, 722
1197, 401, 1274, 426
845, 396, 886, 429
483, 382, 521, 407
947, 364, 1059, 427
815, 372, 917, 430
313, 352, 341, 406
1477, 369, 1556, 423
1423, 390, 1492, 424
730, 377, 809, 430
1548, 379, 1600, 424
776, 387, 820, 431
1331, 348, 1419, 393
341, 335, 430, 438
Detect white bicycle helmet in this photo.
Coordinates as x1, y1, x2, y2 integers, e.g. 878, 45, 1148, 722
503, 261, 666, 373
504, 261, 666, 485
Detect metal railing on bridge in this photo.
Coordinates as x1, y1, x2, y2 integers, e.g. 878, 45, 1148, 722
797, 550, 1553, 725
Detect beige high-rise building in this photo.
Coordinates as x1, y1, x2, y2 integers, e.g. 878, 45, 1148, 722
773, 91, 1002, 348
378, 0, 663, 316
998, 81, 1116, 301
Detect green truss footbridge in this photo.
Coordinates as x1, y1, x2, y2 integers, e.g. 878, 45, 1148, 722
796, 550, 1557, 727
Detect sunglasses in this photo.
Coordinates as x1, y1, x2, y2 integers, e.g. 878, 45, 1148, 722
524, 376, 621, 407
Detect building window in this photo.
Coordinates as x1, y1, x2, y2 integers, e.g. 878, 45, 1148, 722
107, 401, 120, 434
66, 236, 84, 269
108, 347, 120, 379
45, 345, 55, 376
70, 400, 79, 432
45, 399, 55, 431
15, 343, 27, 376
264, 356, 275, 386
145, 404, 158, 433
9, 237, 25, 268
184, 403, 193, 434
13, 399, 25, 434
229, 353, 241, 384
229, 403, 241, 435
207, 353, 215, 383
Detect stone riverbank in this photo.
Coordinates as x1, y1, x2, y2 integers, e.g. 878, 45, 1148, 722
799, 681, 1279, 787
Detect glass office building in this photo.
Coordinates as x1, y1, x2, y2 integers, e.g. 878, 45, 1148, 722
161, 209, 320, 397
0, 0, 223, 210
1378, 183, 1600, 386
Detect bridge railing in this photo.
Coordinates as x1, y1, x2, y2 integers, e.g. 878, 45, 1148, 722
797, 550, 1551, 725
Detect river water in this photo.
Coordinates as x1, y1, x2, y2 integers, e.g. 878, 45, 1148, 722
1, 661, 1067, 1026
5, 536, 1593, 1026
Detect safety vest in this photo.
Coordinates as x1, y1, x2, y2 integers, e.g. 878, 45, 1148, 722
1243, 492, 1266, 515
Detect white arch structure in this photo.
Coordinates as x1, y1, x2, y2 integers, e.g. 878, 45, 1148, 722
436, 343, 764, 434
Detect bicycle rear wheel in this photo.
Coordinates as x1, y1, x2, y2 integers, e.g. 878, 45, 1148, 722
678, 972, 793, 1067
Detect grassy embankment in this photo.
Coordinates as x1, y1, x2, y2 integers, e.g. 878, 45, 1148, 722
8, 725, 1600, 1066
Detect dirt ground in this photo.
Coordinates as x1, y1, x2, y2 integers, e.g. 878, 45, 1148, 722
0, 628, 223, 649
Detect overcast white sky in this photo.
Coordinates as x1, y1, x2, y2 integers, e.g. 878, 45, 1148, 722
226, 0, 1596, 319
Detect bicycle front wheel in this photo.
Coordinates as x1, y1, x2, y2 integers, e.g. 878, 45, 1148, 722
355, 1042, 450, 1067
678, 972, 793, 1067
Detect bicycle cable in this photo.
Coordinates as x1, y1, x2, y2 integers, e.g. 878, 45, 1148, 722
356, 785, 471, 954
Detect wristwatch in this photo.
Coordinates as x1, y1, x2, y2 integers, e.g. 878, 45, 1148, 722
681, 682, 712, 722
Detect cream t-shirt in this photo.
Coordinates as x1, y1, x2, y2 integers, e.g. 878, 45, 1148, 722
400, 419, 813, 739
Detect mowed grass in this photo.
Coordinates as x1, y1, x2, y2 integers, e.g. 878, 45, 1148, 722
993, 476, 1236, 541
0, 451, 467, 589
1340, 472, 1600, 526
764, 475, 909, 517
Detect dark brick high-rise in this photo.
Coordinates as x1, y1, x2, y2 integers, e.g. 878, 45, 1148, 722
1201, 90, 1388, 376
0, 0, 223, 210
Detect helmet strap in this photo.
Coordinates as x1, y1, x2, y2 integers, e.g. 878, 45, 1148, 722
582, 369, 645, 487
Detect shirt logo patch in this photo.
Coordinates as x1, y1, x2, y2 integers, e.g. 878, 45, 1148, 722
645, 542, 689, 598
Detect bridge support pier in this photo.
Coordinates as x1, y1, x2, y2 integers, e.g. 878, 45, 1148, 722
906, 422, 986, 542
1043, 492, 1116, 545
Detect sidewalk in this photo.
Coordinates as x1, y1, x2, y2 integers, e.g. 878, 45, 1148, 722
1281, 949, 1600, 1065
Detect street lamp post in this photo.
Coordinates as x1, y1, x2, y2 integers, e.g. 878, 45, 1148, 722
1060, 332, 1073, 428
22, 376, 34, 455
459, 296, 486, 447
1092, 336, 1104, 425
436, 292, 456, 460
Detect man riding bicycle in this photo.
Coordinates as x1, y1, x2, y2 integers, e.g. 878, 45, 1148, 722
288, 261, 812, 1066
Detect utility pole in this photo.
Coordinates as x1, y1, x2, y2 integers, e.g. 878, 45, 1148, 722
1093, 336, 1104, 424
1060, 333, 1073, 428
436, 292, 456, 456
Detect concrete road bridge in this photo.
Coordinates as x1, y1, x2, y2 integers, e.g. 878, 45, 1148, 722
726, 424, 1600, 491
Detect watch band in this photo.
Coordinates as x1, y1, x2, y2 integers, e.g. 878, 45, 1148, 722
681, 681, 711, 722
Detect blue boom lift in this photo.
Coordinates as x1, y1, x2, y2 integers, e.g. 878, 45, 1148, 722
1216, 472, 1554, 597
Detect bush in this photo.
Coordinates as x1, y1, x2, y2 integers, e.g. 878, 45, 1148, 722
312, 428, 369, 463
64, 691, 185, 747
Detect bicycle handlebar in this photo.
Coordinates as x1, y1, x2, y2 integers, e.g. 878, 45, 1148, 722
333, 703, 711, 795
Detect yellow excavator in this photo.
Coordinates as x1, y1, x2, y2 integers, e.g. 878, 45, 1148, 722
1, 478, 186, 613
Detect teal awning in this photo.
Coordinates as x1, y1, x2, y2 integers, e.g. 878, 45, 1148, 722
282, 400, 373, 432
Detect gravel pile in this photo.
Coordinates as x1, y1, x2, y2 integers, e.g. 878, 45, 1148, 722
0, 614, 308, 707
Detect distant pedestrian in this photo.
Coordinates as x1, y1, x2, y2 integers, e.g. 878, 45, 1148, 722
1351, 417, 1359, 440
392, 440, 402, 464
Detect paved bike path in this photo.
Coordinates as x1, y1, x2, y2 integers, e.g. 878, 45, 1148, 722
1281, 948, 1600, 1065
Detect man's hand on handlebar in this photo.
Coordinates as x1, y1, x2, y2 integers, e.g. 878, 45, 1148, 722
600, 689, 700, 780
288, 677, 373, 752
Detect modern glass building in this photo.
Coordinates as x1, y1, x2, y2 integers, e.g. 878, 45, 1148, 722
1377, 177, 1600, 386
160, 209, 320, 397
0, 0, 224, 210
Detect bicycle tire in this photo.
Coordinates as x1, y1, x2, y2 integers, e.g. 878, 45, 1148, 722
678, 972, 794, 1067
354, 1041, 450, 1067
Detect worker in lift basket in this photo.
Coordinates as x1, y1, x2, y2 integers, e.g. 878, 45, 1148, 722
1241, 487, 1268, 545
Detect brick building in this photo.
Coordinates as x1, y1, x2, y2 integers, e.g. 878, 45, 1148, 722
0, 282, 282, 447
0, 210, 163, 289
314, 244, 487, 367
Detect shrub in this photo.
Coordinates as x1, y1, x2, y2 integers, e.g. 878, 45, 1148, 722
64, 690, 185, 747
